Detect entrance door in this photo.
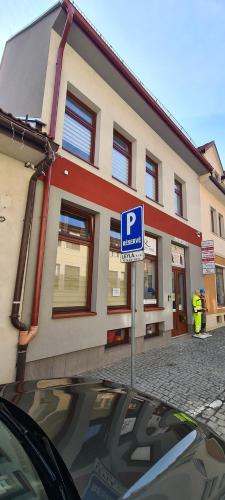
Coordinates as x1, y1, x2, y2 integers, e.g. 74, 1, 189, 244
172, 267, 188, 336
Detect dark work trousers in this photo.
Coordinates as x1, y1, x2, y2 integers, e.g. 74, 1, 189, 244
201, 311, 206, 332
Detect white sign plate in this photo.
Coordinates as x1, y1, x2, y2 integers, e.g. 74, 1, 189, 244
144, 236, 157, 256
120, 251, 144, 262
201, 240, 215, 274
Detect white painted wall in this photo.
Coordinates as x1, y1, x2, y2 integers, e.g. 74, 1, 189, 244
41, 30, 201, 231
0, 153, 32, 383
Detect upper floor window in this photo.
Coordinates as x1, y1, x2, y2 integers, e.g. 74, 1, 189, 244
219, 214, 225, 238
216, 267, 225, 306
146, 157, 158, 201
112, 131, 132, 186
53, 204, 94, 313
62, 93, 96, 163
174, 179, 183, 216
210, 207, 217, 234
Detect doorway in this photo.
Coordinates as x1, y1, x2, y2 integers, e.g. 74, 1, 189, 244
172, 267, 188, 336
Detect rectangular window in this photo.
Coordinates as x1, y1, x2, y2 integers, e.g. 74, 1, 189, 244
108, 221, 129, 309
144, 235, 158, 306
107, 328, 130, 347
210, 207, 217, 234
62, 93, 96, 163
145, 323, 159, 338
112, 131, 132, 186
146, 157, 158, 201
216, 267, 225, 307
219, 214, 225, 238
174, 179, 183, 216
52, 205, 94, 312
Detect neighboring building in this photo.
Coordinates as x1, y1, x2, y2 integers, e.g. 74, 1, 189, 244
0, 1, 213, 380
0, 109, 57, 383
199, 141, 225, 330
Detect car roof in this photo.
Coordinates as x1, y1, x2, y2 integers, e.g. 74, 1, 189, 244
1, 376, 206, 499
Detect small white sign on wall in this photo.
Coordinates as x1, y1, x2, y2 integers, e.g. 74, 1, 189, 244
112, 288, 120, 297
144, 236, 157, 256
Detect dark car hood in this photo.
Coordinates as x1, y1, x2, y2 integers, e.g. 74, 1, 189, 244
1, 377, 225, 500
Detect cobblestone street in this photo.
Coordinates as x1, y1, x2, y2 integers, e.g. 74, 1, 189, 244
85, 328, 225, 441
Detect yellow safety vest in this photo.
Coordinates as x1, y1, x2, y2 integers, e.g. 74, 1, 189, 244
192, 295, 202, 313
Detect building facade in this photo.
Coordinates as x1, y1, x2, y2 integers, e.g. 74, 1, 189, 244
0, 1, 214, 380
0, 110, 57, 383
199, 141, 225, 330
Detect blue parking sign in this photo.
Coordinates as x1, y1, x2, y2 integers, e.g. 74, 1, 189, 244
121, 205, 144, 253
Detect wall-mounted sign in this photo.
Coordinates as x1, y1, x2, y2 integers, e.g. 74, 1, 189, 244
171, 244, 185, 268
112, 288, 120, 297
144, 236, 157, 256
201, 240, 215, 274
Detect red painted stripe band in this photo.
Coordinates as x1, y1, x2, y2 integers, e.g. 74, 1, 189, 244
51, 157, 201, 247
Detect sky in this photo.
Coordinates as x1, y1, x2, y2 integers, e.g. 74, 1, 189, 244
0, 0, 224, 165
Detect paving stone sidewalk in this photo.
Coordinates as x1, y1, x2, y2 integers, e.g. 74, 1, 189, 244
85, 328, 225, 441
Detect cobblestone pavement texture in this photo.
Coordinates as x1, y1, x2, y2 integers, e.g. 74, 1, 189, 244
85, 328, 225, 440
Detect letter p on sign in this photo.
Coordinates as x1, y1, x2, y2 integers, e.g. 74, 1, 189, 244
127, 212, 136, 235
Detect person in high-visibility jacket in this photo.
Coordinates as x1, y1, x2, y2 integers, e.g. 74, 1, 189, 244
192, 289, 202, 334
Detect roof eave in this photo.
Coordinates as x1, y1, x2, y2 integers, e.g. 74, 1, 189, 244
0, 110, 58, 154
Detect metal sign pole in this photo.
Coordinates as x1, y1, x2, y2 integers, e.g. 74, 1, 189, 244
120, 204, 144, 389
131, 261, 136, 388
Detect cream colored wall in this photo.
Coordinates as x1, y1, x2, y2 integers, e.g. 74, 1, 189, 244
41, 30, 201, 231
203, 145, 223, 175
200, 183, 225, 257
0, 153, 32, 383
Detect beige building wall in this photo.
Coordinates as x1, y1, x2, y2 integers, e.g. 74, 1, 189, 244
200, 183, 225, 257
0, 153, 32, 383
203, 145, 223, 176
41, 30, 201, 232
200, 146, 225, 330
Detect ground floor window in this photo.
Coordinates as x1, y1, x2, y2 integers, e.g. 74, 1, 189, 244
145, 323, 159, 338
108, 221, 130, 309
216, 266, 225, 307
144, 235, 157, 306
52, 204, 94, 312
107, 328, 130, 347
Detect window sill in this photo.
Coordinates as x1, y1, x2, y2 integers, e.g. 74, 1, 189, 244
105, 341, 130, 349
107, 308, 131, 315
175, 212, 188, 222
62, 146, 99, 170
112, 176, 137, 192
146, 196, 164, 208
144, 306, 164, 312
52, 311, 97, 319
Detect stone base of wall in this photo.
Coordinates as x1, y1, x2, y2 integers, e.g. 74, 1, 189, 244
25, 330, 173, 380
206, 313, 225, 331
